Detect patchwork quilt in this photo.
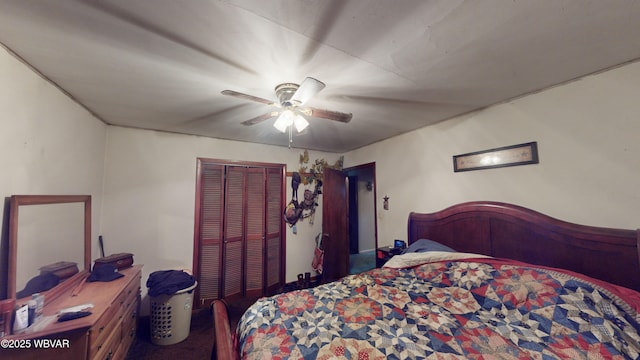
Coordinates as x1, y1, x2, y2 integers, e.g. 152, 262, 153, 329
238, 255, 640, 359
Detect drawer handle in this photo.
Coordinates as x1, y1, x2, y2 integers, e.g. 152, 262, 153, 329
99, 326, 105, 333
105, 349, 113, 360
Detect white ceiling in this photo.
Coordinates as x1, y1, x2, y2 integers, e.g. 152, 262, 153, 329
1, 0, 640, 152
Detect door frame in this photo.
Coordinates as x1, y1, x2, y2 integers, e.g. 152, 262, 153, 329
322, 162, 378, 281
343, 162, 378, 258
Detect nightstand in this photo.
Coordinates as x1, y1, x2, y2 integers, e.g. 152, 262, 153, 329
376, 246, 404, 268
376, 247, 391, 268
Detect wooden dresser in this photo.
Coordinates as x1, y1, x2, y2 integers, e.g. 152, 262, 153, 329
0, 265, 142, 360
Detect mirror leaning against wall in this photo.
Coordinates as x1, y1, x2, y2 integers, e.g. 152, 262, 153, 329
6, 195, 91, 305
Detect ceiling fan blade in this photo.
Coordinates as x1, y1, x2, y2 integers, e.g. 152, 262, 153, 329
305, 107, 353, 123
221, 90, 275, 106
290, 77, 325, 105
241, 112, 279, 126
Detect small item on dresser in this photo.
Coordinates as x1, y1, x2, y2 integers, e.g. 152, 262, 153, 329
13, 304, 29, 332
57, 311, 92, 322
27, 300, 36, 326
39, 261, 79, 280
87, 263, 124, 282
32, 293, 45, 322
94, 252, 134, 270
71, 273, 90, 296
58, 303, 94, 314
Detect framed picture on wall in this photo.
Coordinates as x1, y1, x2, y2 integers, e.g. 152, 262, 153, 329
453, 141, 539, 172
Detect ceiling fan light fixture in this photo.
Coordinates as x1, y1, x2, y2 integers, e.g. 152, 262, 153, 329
273, 109, 294, 132
293, 114, 309, 132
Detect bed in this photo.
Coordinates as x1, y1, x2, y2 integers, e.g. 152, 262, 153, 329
213, 201, 640, 359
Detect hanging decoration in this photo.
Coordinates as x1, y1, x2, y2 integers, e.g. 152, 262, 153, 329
297, 150, 344, 186
283, 150, 344, 229
296, 150, 343, 225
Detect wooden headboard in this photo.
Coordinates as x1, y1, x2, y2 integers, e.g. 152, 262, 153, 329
408, 201, 640, 291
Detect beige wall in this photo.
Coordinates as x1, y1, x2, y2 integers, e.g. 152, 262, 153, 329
0, 47, 107, 202
345, 61, 640, 247
0, 46, 107, 277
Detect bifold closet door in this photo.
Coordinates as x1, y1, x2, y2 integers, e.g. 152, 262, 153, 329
265, 168, 283, 294
197, 164, 224, 303
195, 160, 284, 307
222, 166, 246, 300
224, 167, 266, 300
244, 167, 265, 297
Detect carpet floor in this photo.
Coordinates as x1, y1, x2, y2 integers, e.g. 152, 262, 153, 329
349, 251, 376, 274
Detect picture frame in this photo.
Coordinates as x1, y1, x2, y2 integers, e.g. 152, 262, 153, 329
453, 141, 539, 172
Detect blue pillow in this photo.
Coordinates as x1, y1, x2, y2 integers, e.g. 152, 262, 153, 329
402, 239, 455, 254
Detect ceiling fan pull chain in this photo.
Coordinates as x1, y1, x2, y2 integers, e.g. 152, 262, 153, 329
288, 125, 293, 148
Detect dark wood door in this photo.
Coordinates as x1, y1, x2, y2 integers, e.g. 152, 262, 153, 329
321, 168, 349, 283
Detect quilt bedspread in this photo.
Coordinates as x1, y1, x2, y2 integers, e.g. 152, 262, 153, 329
238, 258, 640, 359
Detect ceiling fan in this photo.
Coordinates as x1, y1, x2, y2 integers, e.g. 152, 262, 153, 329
221, 77, 352, 146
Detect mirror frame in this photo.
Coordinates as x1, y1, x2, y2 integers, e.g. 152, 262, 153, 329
8, 195, 91, 303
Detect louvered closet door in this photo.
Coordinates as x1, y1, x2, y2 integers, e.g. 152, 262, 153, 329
245, 168, 265, 297
198, 164, 224, 302
195, 159, 284, 308
265, 168, 283, 294
223, 166, 245, 300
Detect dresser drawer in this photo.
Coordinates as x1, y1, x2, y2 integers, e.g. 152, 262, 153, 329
120, 296, 139, 353
114, 272, 140, 308
89, 303, 122, 359
121, 292, 139, 334
92, 317, 121, 360
122, 278, 141, 309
